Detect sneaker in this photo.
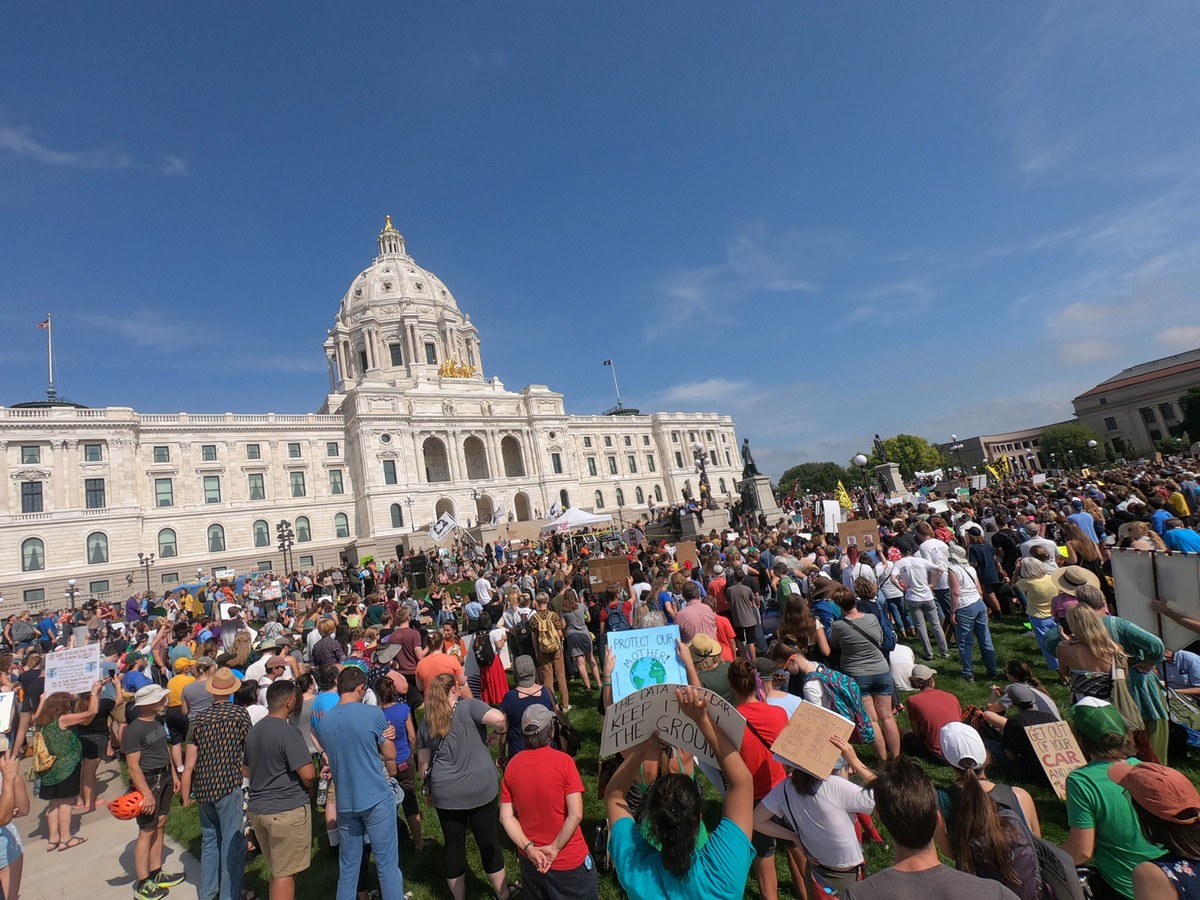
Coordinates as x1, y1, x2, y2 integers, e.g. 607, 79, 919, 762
134, 881, 168, 900
963, 675, 975, 683
151, 872, 185, 889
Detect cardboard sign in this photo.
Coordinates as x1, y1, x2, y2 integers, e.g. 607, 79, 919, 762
587, 556, 631, 589
600, 684, 746, 764
770, 701, 855, 779
838, 519, 881, 554
262, 582, 283, 601
607, 625, 689, 702
1026, 720, 1086, 800
44, 643, 102, 695
675, 540, 699, 570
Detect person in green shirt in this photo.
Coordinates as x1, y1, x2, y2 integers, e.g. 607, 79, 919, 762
1062, 698, 1165, 900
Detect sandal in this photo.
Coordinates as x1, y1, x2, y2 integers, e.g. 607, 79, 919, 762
46, 841, 61, 852
58, 836, 88, 851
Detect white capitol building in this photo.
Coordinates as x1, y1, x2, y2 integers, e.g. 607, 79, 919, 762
1, 218, 738, 608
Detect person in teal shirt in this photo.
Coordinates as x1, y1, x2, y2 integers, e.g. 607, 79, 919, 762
1062, 699, 1164, 900
605, 686, 755, 900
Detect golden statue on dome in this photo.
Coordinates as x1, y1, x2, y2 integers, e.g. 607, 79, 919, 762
438, 357, 476, 378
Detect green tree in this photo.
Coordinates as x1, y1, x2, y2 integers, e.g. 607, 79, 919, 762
1174, 386, 1200, 442
1156, 435, 1189, 456
777, 461, 854, 497
867, 434, 945, 479
1037, 422, 1107, 468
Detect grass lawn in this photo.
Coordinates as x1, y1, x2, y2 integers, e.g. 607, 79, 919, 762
165, 614, 1200, 899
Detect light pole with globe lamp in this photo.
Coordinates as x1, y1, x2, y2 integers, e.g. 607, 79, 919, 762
405, 497, 415, 532
853, 453, 871, 515
137, 551, 155, 594
276, 520, 295, 576
692, 441, 712, 507
1087, 439, 1098, 467
949, 434, 967, 474
65, 578, 80, 611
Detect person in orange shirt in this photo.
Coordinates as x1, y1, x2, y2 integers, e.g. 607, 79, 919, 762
414, 631, 472, 699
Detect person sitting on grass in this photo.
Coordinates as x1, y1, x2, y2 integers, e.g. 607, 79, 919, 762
1109, 761, 1200, 900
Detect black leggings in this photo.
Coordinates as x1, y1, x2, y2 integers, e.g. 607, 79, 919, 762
436, 797, 505, 880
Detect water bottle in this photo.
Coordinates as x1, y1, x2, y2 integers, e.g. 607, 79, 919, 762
317, 774, 329, 808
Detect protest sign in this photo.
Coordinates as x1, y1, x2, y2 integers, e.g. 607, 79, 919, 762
600, 684, 746, 765
675, 541, 699, 570
44, 643, 102, 695
970, 474, 988, 490
214, 568, 236, 579
1031, 473, 1047, 485
262, 582, 283, 601
838, 520, 881, 554
0, 693, 14, 733
1026, 720, 1086, 800
587, 556, 631, 590
956, 487, 971, 502
770, 702, 854, 778
607, 625, 688, 702
821, 500, 842, 534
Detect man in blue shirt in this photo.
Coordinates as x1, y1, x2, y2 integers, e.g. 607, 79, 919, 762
37, 613, 57, 652
1163, 519, 1200, 552
320, 666, 403, 900
1151, 501, 1174, 536
122, 653, 154, 693
1165, 648, 1200, 694
1067, 499, 1101, 544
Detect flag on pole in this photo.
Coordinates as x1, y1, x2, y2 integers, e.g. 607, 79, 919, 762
835, 480, 853, 510
602, 359, 613, 366
547, 500, 562, 520
490, 501, 506, 527
998, 455, 1012, 477
37, 319, 49, 329
427, 511, 458, 542
986, 464, 1002, 481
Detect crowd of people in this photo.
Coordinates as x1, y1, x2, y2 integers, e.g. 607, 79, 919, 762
5, 459, 1200, 900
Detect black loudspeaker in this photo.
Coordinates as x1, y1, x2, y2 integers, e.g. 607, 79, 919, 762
410, 572, 428, 592
408, 554, 428, 575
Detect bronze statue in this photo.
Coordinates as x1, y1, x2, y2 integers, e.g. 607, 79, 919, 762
741, 438, 760, 477
873, 433, 888, 463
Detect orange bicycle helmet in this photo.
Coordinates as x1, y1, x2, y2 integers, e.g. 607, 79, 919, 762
107, 790, 144, 820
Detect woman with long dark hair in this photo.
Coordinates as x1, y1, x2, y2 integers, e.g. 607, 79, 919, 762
829, 584, 898, 760
1112, 761, 1200, 900
560, 590, 601, 693
35, 684, 101, 851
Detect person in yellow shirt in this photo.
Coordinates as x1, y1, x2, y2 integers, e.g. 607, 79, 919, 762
164, 656, 196, 772
1167, 481, 1191, 518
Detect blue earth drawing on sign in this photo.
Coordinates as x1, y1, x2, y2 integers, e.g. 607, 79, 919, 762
629, 656, 668, 690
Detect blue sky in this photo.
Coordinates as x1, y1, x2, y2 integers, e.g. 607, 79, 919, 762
3, 3, 1200, 477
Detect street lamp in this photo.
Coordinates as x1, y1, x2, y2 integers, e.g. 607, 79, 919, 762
137, 552, 155, 593
276, 520, 295, 575
1050, 452, 1056, 471
196, 567, 204, 581
64, 578, 79, 611
949, 434, 967, 474
404, 497, 415, 532
853, 453, 871, 515
1068, 449, 1075, 471
1087, 439, 1098, 465
692, 441, 712, 508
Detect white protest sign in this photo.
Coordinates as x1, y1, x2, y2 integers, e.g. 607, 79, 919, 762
0, 693, 14, 733
44, 643, 101, 695
821, 500, 841, 534
607, 625, 689, 702
600, 684, 746, 765
262, 582, 283, 601
214, 568, 236, 579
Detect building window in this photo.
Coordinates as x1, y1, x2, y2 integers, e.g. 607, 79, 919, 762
256, 561, 273, 572
23, 589, 44, 604
710, 450, 718, 466
89, 580, 109, 594
87, 532, 108, 564
83, 443, 103, 462
389, 344, 403, 366
1151, 429, 1163, 442
671, 432, 679, 444
21, 481, 43, 514
253, 520, 270, 547
20, 446, 39, 464
299, 555, 314, 568
246, 443, 261, 460
390, 503, 404, 528
627, 454, 637, 473
725, 451, 732, 467
674, 451, 684, 468
1099, 397, 1108, 406
1104, 417, 1118, 431
1140, 407, 1157, 424
201, 444, 217, 461
616, 488, 625, 506
586, 457, 597, 477
635, 486, 644, 504
85, 478, 106, 509
296, 516, 312, 542
290, 472, 306, 498
594, 491, 604, 509
207, 524, 226, 553
624, 436, 632, 447
248, 473, 266, 500
584, 437, 592, 448
689, 431, 697, 443
383, 460, 398, 484
327, 441, 340, 457
643, 435, 651, 446
160, 572, 180, 585
647, 454, 656, 472
721, 433, 728, 443
425, 343, 437, 365
654, 484, 663, 502
329, 470, 345, 494
158, 528, 177, 558
604, 436, 613, 447
154, 478, 173, 507
551, 453, 563, 474
608, 456, 618, 475
359, 350, 368, 373
1161, 403, 1177, 421
153, 446, 170, 463
203, 475, 221, 503
719, 478, 727, 493
21, 537, 44, 572
287, 442, 302, 459
334, 513, 350, 538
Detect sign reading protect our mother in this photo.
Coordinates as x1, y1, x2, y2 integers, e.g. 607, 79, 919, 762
607, 624, 689, 702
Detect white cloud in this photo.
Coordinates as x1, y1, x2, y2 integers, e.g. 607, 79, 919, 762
0, 125, 188, 176
660, 378, 750, 407
1157, 326, 1200, 351
1059, 339, 1121, 365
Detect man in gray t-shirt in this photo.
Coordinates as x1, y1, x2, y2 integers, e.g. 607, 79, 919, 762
181, 658, 216, 718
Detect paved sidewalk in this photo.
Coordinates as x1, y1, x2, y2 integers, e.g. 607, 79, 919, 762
19, 761, 200, 900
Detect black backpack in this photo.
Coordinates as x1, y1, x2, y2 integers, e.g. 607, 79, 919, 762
512, 617, 536, 659
473, 633, 496, 669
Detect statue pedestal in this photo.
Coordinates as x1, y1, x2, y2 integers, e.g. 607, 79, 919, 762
680, 507, 730, 540
738, 475, 784, 523
874, 462, 906, 496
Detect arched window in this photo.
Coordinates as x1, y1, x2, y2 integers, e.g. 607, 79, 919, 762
654, 484, 663, 502
635, 486, 645, 505
295, 516, 312, 542
501, 436, 526, 477
718, 478, 727, 494
207, 524, 226, 553
615, 488, 625, 506
334, 513, 350, 538
594, 490, 604, 509
158, 528, 178, 558
21, 537, 44, 572
422, 437, 451, 483
252, 520, 270, 547
390, 503, 404, 528
559, 489, 570, 509
86, 532, 109, 565
463, 436, 490, 480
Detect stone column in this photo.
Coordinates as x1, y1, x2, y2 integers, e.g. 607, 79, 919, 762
325, 351, 337, 392
0, 441, 8, 511
52, 439, 67, 510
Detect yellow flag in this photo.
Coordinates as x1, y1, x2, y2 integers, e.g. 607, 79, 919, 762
999, 455, 1012, 477
986, 464, 1002, 481
835, 480, 853, 509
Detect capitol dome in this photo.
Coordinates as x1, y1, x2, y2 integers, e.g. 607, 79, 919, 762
338, 216, 461, 320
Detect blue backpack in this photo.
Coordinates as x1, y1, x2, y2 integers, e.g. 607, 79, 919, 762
605, 604, 631, 633
803, 664, 876, 745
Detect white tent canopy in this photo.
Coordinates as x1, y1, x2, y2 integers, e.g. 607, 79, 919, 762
539, 506, 614, 534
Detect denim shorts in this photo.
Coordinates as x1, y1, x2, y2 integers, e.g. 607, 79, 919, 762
853, 672, 895, 697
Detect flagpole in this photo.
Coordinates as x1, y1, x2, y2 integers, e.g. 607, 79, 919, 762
604, 359, 623, 410
46, 313, 56, 401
